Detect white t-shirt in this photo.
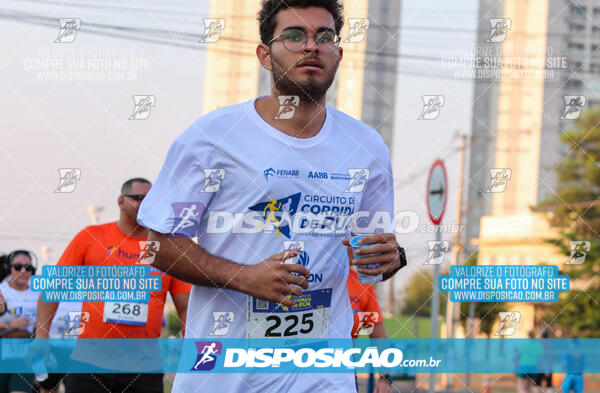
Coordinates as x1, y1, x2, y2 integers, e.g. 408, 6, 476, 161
0, 280, 39, 334
49, 301, 83, 338
137, 97, 394, 393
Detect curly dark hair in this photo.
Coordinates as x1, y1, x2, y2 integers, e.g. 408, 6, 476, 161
258, 0, 344, 45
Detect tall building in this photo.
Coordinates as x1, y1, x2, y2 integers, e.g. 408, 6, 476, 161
465, 0, 586, 255
202, 0, 262, 114
464, 0, 588, 337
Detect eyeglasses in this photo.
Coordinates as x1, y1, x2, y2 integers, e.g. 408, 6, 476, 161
12, 264, 35, 273
122, 194, 146, 202
267, 28, 341, 53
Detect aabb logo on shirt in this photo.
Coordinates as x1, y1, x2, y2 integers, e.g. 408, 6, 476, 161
308, 171, 328, 179
191, 341, 222, 371
106, 246, 139, 261
248, 193, 301, 238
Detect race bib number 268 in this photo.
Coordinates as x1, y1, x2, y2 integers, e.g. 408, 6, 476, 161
247, 288, 332, 338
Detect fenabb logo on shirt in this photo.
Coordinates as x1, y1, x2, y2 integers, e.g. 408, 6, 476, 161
106, 246, 140, 261
263, 168, 300, 182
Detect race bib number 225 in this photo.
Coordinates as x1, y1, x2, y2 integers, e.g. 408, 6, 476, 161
247, 288, 332, 338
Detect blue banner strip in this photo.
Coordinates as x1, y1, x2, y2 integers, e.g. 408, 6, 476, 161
0, 338, 597, 374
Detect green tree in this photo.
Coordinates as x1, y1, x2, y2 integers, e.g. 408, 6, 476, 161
538, 107, 600, 338
400, 270, 445, 317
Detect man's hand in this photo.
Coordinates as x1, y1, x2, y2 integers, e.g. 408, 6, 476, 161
9, 316, 29, 330
238, 249, 310, 308
374, 379, 393, 393
342, 233, 401, 278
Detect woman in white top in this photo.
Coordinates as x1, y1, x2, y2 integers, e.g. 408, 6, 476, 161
0, 250, 38, 335
0, 250, 38, 393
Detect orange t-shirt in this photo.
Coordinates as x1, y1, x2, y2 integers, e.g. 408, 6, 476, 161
347, 269, 383, 338
56, 222, 191, 338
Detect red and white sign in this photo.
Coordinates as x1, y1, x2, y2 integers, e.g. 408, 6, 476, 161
426, 160, 447, 225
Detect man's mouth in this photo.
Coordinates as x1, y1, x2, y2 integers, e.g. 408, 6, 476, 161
297, 59, 324, 70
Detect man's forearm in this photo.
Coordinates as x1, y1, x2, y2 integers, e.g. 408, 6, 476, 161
35, 297, 58, 338
149, 231, 252, 293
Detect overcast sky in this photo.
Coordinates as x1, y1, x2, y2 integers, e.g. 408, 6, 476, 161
0, 0, 478, 286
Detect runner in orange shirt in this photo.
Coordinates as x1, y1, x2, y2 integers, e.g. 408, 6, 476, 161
347, 267, 393, 393
35, 178, 190, 393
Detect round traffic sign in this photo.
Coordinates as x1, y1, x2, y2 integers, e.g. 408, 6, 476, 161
426, 160, 447, 225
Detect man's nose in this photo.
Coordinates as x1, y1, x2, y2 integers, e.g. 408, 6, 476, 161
303, 35, 320, 53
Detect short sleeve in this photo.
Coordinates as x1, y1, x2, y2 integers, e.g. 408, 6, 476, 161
57, 229, 90, 266
137, 127, 217, 238
358, 143, 395, 234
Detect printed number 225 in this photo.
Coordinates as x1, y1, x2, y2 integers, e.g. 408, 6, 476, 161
265, 313, 314, 337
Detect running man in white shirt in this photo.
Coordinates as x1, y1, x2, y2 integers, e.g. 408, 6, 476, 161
137, 1, 406, 391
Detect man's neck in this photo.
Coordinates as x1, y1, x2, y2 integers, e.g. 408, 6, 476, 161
254, 95, 327, 139
117, 214, 148, 238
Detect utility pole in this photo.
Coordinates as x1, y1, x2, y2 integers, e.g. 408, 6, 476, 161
445, 133, 467, 389
387, 274, 395, 316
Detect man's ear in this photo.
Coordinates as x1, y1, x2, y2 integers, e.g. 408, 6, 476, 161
117, 195, 124, 209
256, 43, 273, 71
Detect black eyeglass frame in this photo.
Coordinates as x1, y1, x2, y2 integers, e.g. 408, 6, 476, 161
267, 28, 341, 53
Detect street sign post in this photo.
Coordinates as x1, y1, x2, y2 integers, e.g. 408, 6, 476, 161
427, 160, 447, 393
